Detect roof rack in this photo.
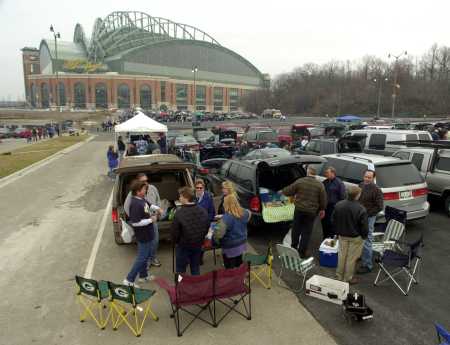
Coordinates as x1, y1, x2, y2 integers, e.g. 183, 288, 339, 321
337, 153, 373, 163
387, 140, 450, 149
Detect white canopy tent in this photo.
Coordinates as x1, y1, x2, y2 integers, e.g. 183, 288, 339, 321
114, 111, 168, 134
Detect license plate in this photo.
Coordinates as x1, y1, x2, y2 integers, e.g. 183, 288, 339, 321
400, 191, 412, 199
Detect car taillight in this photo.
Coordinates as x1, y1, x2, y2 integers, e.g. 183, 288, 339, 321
112, 208, 119, 223
250, 196, 260, 212
199, 167, 209, 174
383, 192, 399, 201
412, 188, 428, 197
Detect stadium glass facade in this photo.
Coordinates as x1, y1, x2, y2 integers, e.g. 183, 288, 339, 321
21, 11, 269, 111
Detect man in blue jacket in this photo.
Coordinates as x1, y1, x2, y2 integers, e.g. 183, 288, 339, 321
195, 178, 215, 223
322, 167, 346, 239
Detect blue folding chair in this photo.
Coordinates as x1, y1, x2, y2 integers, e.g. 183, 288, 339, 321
435, 323, 450, 345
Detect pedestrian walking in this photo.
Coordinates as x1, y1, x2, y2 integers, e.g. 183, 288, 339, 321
322, 167, 346, 239
106, 145, 119, 178
357, 170, 383, 274
117, 136, 126, 159
123, 180, 160, 287
332, 186, 368, 284
37, 127, 42, 140
32, 127, 37, 142
171, 187, 209, 275
282, 166, 327, 258
157, 133, 167, 154
214, 194, 251, 269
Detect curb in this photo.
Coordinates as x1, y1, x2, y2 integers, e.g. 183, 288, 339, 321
0, 135, 96, 189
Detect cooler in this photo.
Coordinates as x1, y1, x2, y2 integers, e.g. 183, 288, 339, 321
305, 275, 349, 305
319, 239, 339, 268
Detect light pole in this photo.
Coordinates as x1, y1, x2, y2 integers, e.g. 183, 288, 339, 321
373, 77, 389, 118
50, 25, 61, 110
192, 65, 198, 111
388, 51, 407, 118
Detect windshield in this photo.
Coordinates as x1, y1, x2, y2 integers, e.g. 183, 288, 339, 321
376, 163, 424, 188
258, 132, 277, 141
176, 136, 197, 144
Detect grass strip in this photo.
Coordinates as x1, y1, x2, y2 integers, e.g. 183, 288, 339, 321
0, 134, 89, 178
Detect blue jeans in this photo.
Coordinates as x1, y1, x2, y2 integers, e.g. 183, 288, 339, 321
149, 223, 159, 261
176, 246, 202, 275
126, 241, 152, 282
361, 216, 376, 270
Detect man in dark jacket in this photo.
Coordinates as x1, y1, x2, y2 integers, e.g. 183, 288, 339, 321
322, 167, 346, 239
282, 166, 327, 258
332, 186, 368, 284
357, 170, 383, 274
171, 187, 209, 275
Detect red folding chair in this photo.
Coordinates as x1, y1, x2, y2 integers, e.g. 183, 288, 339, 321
155, 272, 215, 337
213, 263, 252, 326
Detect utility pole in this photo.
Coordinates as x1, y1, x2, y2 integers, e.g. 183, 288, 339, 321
388, 51, 407, 118
50, 25, 61, 111
192, 65, 198, 111
373, 77, 388, 118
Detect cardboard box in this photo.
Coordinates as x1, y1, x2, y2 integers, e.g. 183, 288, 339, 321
305, 275, 349, 305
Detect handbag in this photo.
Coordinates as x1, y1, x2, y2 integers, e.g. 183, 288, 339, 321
121, 219, 135, 243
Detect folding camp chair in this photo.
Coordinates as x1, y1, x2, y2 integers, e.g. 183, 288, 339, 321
155, 272, 215, 337
75, 275, 111, 329
276, 244, 315, 292
213, 263, 252, 326
372, 219, 405, 255
435, 323, 450, 345
107, 281, 158, 337
374, 235, 424, 296
243, 244, 273, 289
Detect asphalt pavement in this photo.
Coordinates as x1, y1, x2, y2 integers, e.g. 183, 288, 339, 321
0, 132, 336, 345
248, 203, 450, 345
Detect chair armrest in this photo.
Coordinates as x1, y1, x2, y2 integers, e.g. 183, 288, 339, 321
372, 232, 384, 237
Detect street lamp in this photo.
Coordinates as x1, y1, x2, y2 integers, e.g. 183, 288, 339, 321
50, 25, 61, 110
388, 51, 407, 118
192, 65, 198, 111
373, 77, 389, 118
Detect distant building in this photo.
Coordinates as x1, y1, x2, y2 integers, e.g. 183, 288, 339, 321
21, 11, 268, 112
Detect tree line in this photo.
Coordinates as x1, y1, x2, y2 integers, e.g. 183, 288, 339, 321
242, 44, 450, 117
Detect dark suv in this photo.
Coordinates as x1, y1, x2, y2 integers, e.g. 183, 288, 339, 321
204, 155, 325, 227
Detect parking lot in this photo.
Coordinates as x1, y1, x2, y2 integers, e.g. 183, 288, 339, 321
0, 123, 449, 345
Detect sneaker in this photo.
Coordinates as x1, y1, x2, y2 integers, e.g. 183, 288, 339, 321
151, 258, 162, 267
357, 266, 372, 274
123, 279, 140, 288
138, 275, 155, 283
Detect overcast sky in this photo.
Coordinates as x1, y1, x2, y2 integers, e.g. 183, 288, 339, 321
1, 0, 450, 100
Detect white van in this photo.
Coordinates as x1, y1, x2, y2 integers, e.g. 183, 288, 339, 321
342, 129, 432, 156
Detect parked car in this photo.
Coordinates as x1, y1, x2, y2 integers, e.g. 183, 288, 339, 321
241, 148, 291, 160
204, 155, 325, 227
291, 123, 314, 141
316, 153, 430, 222
0, 127, 11, 139
169, 135, 199, 152
277, 127, 293, 146
391, 140, 450, 216
342, 129, 433, 156
243, 129, 278, 148
298, 138, 339, 156
111, 154, 195, 244
194, 129, 215, 144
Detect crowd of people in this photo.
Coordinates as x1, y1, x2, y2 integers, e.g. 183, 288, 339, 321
23, 125, 59, 143
281, 166, 383, 285
121, 174, 250, 287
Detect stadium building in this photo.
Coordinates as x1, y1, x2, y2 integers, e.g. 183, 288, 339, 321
21, 11, 269, 112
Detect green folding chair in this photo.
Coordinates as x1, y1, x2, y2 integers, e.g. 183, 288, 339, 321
107, 281, 159, 337
276, 244, 315, 292
75, 275, 111, 329
243, 244, 273, 289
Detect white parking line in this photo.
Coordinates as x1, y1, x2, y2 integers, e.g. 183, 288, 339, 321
84, 189, 114, 279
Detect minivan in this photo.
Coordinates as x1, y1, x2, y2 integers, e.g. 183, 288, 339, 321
316, 153, 429, 222
342, 129, 432, 156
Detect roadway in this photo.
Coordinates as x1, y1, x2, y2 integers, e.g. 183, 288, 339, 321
0, 132, 335, 345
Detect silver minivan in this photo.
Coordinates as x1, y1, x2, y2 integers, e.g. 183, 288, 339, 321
318, 153, 430, 222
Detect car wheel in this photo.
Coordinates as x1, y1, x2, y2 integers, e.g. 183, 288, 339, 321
445, 195, 450, 217
114, 230, 125, 245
